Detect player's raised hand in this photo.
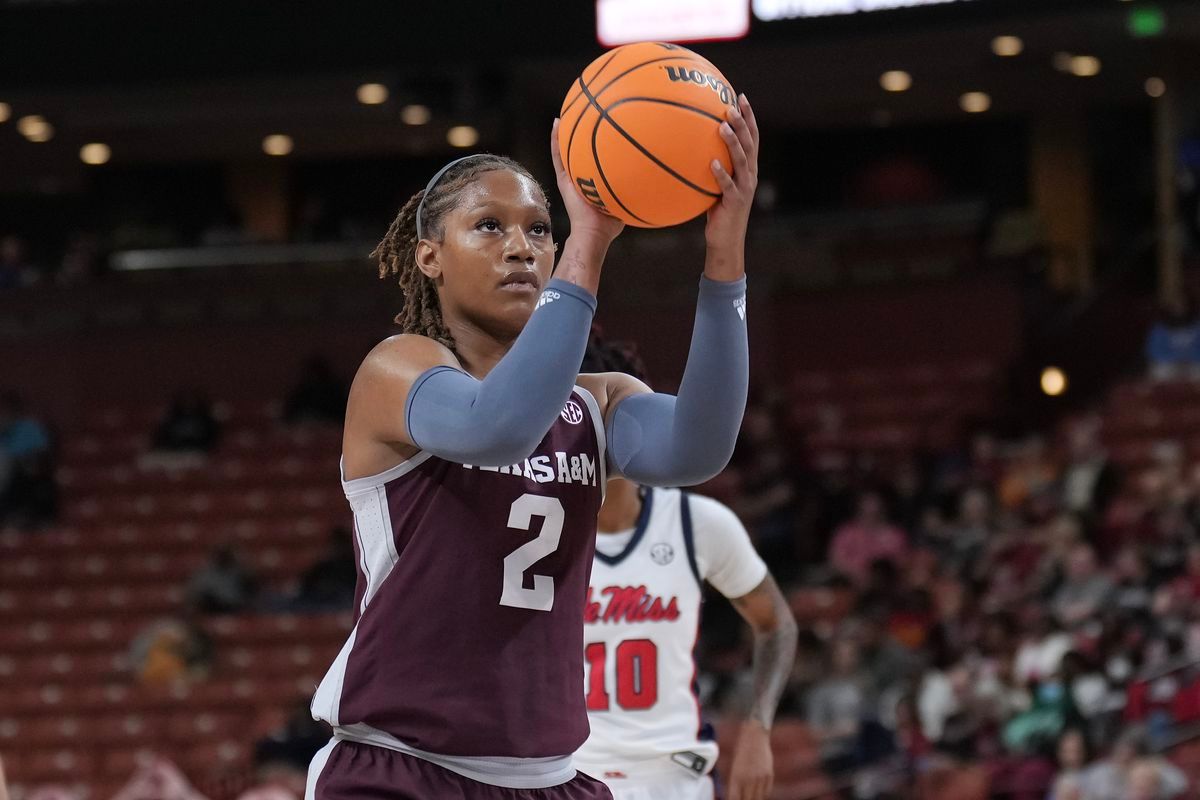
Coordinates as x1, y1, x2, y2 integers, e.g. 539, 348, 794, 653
728, 721, 774, 800
705, 93, 759, 272
551, 118, 625, 247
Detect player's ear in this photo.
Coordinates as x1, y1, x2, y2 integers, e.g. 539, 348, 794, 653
415, 239, 442, 280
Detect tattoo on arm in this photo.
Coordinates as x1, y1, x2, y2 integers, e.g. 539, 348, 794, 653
731, 576, 799, 730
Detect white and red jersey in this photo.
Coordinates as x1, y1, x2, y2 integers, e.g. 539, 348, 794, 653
574, 487, 767, 781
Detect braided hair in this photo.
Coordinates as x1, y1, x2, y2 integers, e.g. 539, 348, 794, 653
372, 155, 548, 353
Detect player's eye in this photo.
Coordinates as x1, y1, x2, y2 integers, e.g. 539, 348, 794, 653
476, 218, 501, 232
530, 222, 551, 236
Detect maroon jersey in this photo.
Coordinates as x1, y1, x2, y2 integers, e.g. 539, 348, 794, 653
311, 388, 606, 759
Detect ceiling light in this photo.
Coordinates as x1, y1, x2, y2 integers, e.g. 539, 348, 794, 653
357, 83, 389, 105
1053, 52, 1074, 72
991, 36, 1023, 57
17, 115, 48, 138
0, 103, 10, 123
960, 92, 992, 113
401, 104, 431, 126
262, 134, 293, 156
1069, 56, 1101, 77
1041, 367, 1068, 397
80, 143, 111, 165
1145, 77, 1166, 98
880, 70, 912, 93
447, 125, 479, 148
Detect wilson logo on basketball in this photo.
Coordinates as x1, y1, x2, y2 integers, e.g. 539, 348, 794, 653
561, 400, 584, 425
575, 177, 608, 212
663, 66, 735, 106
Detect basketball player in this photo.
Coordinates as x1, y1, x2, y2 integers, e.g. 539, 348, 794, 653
575, 337, 796, 800
306, 95, 759, 800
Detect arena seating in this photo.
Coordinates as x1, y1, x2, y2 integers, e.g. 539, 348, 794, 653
0, 400, 351, 800
0, 358, 1002, 799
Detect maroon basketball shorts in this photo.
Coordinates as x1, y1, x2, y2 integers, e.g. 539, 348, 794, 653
307, 739, 614, 800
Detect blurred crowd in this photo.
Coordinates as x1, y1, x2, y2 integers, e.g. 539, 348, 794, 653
695, 383, 1199, 797
6, 329, 1200, 799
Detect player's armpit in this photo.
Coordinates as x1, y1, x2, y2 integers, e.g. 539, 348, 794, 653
588, 370, 651, 425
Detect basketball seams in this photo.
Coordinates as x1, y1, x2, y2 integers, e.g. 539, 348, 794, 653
589, 109, 650, 226
606, 96, 725, 124
577, 77, 722, 203
560, 48, 625, 120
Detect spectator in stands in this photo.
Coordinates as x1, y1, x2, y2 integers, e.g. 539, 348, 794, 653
1145, 296, 1200, 381
152, 389, 221, 453
1061, 416, 1120, 526
998, 436, 1058, 514
254, 698, 331, 773
290, 526, 357, 611
128, 612, 214, 685
186, 545, 259, 614
0, 235, 38, 290
1081, 730, 1188, 800
829, 490, 909, 585
0, 391, 56, 529
109, 753, 209, 800
1050, 727, 1092, 794
1014, 605, 1074, 685
926, 486, 994, 578
283, 356, 347, 425
806, 633, 876, 775
1052, 544, 1114, 631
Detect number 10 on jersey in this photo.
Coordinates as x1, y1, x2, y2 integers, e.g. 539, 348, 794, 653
585, 639, 659, 711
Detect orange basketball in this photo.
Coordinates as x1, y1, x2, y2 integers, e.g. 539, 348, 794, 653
558, 42, 737, 229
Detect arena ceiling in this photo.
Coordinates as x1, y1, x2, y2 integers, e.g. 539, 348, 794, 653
0, 0, 1196, 180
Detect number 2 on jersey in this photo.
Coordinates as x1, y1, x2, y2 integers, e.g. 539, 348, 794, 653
500, 494, 564, 612
585, 639, 659, 711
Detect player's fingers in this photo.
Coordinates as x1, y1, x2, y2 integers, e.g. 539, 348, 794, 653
711, 159, 739, 199
550, 119, 566, 177
727, 781, 742, 800
718, 122, 750, 184
726, 104, 754, 166
740, 94, 760, 158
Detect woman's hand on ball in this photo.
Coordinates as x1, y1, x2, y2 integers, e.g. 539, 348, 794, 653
551, 118, 625, 247
705, 94, 759, 274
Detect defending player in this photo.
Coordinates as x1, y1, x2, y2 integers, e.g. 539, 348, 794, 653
306, 96, 759, 799
575, 338, 797, 800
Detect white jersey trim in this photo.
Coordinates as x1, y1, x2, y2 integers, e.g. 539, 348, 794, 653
304, 739, 338, 800
339, 451, 434, 496
574, 384, 608, 503
333, 723, 576, 790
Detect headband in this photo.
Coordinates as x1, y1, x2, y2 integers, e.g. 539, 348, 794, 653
414, 154, 486, 241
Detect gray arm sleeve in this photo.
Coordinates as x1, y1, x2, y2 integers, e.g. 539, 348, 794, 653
403, 278, 595, 466
607, 275, 748, 487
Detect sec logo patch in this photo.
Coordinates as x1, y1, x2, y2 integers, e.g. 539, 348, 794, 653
561, 400, 584, 424
650, 543, 674, 565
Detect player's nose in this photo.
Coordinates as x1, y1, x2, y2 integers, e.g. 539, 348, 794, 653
502, 227, 535, 263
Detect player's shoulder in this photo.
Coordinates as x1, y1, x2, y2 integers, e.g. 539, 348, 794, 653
366, 333, 458, 366
681, 490, 743, 529
357, 334, 461, 381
